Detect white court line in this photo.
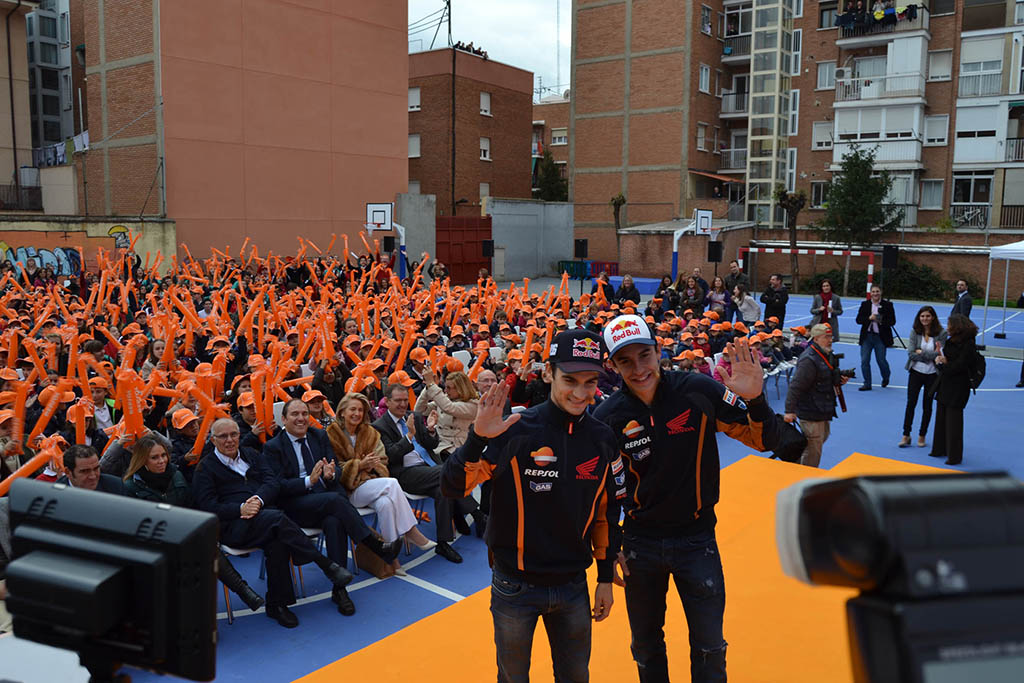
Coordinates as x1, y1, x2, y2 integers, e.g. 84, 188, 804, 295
980, 310, 1023, 335
396, 573, 466, 602
845, 382, 1022, 392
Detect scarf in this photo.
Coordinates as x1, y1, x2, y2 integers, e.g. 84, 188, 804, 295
138, 466, 173, 493
821, 292, 832, 322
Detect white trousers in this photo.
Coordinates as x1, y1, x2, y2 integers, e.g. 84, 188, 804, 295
349, 477, 417, 543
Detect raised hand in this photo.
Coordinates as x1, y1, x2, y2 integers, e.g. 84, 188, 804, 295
426, 409, 439, 431
716, 336, 764, 400
472, 381, 520, 439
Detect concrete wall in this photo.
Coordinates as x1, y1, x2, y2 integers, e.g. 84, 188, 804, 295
0, 216, 175, 275
395, 192, 436, 267
484, 197, 573, 280
40, 165, 78, 215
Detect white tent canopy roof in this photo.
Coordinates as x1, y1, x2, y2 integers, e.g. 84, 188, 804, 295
989, 239, 1024, 261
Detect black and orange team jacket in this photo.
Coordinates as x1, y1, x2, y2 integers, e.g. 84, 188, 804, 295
593, 371, 782, 543
441, 400, 622, 585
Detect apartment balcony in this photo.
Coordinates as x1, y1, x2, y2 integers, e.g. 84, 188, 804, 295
0, 184, 43, 211
531, 141, 543, 158
832, 137, 922, 168
950, 203, 991, 228
835, 73, 925, 103
719, 148, 747, 171
891, 204, 917, 228
722, 34, 751, 63
1000, 205, 1024, 228
1006, 138, 1024, 162
835, 6, 929, 49
720, 91, 748, 118
958, 72, 1002, 98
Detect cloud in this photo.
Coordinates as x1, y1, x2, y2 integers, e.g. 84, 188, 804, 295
408, 0, 571, 99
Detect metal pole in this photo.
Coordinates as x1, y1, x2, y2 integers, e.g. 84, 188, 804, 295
996, 259, 1010, 339
78, 87, 88, 216
981, 256, 993, 349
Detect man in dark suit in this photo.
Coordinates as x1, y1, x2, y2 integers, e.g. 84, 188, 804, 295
760, 273, 789, 327
193, 418, 354, 628
951, 279, 973, 319
57, 444, 125, 495
261, 399, 400, 615
373, 382, 481, 564
855, 284, 897, 391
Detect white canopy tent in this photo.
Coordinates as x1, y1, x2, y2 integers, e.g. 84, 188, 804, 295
981, 239, 1024, 347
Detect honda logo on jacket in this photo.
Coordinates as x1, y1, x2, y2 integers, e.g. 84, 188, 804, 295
666, 409, 696, 435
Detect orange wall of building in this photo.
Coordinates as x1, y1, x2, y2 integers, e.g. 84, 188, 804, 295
160, 0, 408, 257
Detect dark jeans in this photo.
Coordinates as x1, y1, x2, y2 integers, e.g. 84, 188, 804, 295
859, 333, 891, 388
903, 369, 937, 436
623, 529, 727, 683
490, 569, 591, 683
931, 401, 965, 463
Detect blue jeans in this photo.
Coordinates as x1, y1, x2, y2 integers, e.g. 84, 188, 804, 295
490, 569, 592, 683
623, 530, 727, 683
859, 333, 891, 388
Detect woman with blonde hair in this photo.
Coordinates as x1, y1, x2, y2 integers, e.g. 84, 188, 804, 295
414, 369, 479, 460
327, 392, 434, 575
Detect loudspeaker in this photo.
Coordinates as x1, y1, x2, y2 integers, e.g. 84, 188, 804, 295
574, 239, 588, 259
382, 236, 396, 252
482, 240, 494, 258
882, 245, 899, 270
707, 241, 724, 263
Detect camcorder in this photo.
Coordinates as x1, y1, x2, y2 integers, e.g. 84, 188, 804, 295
776, 473, 1024, 683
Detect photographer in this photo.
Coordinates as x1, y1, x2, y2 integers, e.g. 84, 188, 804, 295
784, 324, 850, 468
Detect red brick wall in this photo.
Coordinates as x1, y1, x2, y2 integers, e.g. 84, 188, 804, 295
533, 100, 569, 165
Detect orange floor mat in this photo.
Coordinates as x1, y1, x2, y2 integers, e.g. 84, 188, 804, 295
298, 453, 948, 683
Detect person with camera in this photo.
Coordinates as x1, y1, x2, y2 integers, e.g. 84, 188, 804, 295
855, 284, 896, 391
784, 323, 850, 468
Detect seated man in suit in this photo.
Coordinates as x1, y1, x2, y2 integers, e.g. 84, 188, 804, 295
57, 444, 126, 494
193, 418, 354, 629
372, 381, 483, 564
261, 399, 401, 616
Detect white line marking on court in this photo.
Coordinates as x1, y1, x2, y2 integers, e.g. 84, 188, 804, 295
980, 310, 1022, 335
396, 574, 466, 602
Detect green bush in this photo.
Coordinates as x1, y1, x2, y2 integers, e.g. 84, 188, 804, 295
801, 258, 978, 303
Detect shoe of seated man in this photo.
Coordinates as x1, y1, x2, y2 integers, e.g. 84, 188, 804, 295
435, 541, 463, 564
266, 605, 299, 628
332, 586, 356, 616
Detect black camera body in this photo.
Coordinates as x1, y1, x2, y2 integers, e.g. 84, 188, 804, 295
839, 368, 856, 378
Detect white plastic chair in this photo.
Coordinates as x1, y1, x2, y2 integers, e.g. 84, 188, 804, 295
488, 347, 505, 363
272, 401, 286, 428
452, 350, 472, 369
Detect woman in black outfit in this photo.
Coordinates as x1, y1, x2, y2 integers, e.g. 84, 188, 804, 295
928, 313, 978, 465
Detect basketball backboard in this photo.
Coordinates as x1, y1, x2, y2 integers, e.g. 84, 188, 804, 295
366, 202, 394, 232
694, 209, 714, 236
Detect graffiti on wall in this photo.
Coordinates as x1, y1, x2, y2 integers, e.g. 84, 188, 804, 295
0, 225, 134, 276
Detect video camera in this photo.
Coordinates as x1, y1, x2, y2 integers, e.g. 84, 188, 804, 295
776, 472, 1024, 683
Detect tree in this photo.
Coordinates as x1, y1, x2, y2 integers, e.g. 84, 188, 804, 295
610, 192, 626, 230
536, 150, 568, 201
774, 184, 807, 294
813, 145, 903, 295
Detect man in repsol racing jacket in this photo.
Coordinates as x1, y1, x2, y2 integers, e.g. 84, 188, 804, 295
594, 314, 781, 683
442, 329, 620, 683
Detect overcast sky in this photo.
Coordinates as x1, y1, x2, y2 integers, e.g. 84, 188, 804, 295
407, 0, 571, 100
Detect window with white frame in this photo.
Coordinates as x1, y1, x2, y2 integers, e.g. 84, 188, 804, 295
812, 121, 833, 149
718, 11, 726, 37
480, 91, 492, 116
959, 39, 1002, 97
817, 61, 836, 90
920, 180, 943, 209
480, 182, 490, 199
408, 87, 421, 111
794, 0, 804, 17
786, 148, 797, 192
789, 90, 799, 136
551, 127, 568, 145
1017, 0, 1024, 24
924, 115, 948, 145
701, 5, 713, 34
883, 107, 915, 139
927, 50, 952, 81
791, 29, 802, 76
408, 134, 421, 158
556, 161, 567, 179
59, 12, 69, 43
408, 181, 421, 194
480, 137, 491, 160
697, 123, 708, 151
810, 181, 829, 208
699, 64, 711, 93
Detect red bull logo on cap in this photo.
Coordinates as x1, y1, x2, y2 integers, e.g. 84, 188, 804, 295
609, 318, 642, 344
572, 337, 601, 360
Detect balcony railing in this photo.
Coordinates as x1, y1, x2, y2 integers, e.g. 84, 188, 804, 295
890, 204, 917, 228
720, 91, 749, 115
0, 184, 42, 211
1000, 205, 1024, 228
836, 6, 929, 40
1006, 138, 1024, 162
950, 203, 991, 228
833, 137, 922, 164
720, 148, 747, 170
958, 72, 1001, 98
722, 34, 751, 58
835, 73, 925, 102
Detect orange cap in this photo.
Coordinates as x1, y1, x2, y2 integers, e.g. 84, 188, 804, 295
0, 368, 19, 381
0, 408, 14, 423
446, 358, 465, 373
450, 325, 465, 337
302, 389, 327, 403
88, 376, 110, 389
767, 316, 780, 323
39, 387, 76, 405
171, 408, 199, 430
409, 348, 428, 362
344, 334, 361, 346
388, 370, 416, 387
237, 391, 256, 407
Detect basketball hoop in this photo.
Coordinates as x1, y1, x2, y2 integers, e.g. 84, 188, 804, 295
709, 225, 722, 242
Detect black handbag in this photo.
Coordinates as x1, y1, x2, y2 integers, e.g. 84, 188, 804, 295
769, 415, 807, 464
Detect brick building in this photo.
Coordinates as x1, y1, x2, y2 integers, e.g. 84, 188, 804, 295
532, 93, 570, 193
408, 47, 532, 216
75, 0, 408, 256
570, 0, 1024, 298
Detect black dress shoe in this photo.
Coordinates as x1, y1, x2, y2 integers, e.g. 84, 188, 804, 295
926, 452, 945, 458
945, 458, 962, 466
881, 378, 889, 388
453, 514, 471, 536
858, 386, 872, 392
323, 562, 354, 589
239, 586, 265, 612
332, 587, 356, 616
471, 510, 487, 538
435, 541, 463, 564
364, 536, 402, 562
266, 605, 299, 628
1016, 380, 1024, 388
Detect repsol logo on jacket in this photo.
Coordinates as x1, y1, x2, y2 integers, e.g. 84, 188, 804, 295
624, 436, 652, 450
524, 468, 559, 478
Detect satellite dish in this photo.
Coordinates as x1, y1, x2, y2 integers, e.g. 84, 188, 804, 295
563, 89, 571, 99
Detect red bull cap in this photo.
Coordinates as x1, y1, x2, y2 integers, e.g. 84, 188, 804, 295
547, 329, 607, 374
603, 314, 657, 358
